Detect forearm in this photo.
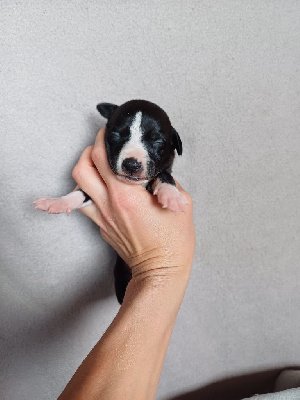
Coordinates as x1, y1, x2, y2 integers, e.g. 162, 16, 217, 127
58, 267, 190, 400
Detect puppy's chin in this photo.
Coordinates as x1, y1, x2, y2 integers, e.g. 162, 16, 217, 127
116, 174, 149, 185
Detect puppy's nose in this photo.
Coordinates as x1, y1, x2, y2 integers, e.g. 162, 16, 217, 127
122, 158, 143, 174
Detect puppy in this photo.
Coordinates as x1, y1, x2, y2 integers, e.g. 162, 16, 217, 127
34, 99, 189, 303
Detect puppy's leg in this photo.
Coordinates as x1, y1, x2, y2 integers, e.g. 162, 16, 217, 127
147, 171, 189, 212
34, 189, 92, 215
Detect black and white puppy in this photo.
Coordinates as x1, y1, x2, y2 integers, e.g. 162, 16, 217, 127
34, 99, 188, 303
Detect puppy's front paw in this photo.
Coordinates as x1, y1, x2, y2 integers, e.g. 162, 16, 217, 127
33, 191, 85, 215
153, 182, 189, 212
33, 197, 73, 214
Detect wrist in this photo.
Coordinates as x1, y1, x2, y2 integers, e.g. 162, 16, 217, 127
123, 263, 191, 318
130, 263, 191, 287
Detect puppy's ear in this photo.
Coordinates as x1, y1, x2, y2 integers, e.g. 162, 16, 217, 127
96, 103, 118, 120
171, 126, 182, 155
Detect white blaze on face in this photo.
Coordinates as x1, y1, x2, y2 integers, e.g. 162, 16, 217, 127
116, 111, 149, 177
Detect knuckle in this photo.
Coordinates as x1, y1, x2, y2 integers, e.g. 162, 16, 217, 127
180, 190, 193, 210
178, 186, 191, 202
100, 229, 107, 242
187, 195, 193, 211
72, 164, 82, 182
185, 192, 193, 205
72, 146, 93, 182
91, 145, 103, 165
100, 228, 110, 244
83, 145, 94, 157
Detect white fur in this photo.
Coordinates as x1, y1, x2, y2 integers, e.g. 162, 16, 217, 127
116, 111, 149, 176
153, 180, 189, 212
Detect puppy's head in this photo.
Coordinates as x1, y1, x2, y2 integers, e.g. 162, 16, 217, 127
97, 100, 182, 183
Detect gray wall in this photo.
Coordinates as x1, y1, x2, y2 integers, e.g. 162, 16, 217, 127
1, 1, 299, 399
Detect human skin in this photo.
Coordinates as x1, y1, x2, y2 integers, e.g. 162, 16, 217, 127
58, 128, 195, 400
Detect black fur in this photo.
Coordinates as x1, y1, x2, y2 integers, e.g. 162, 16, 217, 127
146, 170, 176, 194
96, 103, 118, 120
79, 189, 91, 202
171, 126, 182, 156
114, 255, 132, 304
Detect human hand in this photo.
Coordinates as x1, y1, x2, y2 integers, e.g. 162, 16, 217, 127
72, 128, 195, 280
59, 128, 195, 400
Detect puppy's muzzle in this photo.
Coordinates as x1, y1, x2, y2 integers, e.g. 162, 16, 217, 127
122, 157, 143, 175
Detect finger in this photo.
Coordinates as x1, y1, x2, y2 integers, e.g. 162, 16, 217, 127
174, 179, 188, 194
72, 146, 108, 205
91, 128, 119, 187
79, 202, 105, 228
72, 185, 105, 227
174, 179, 193, 207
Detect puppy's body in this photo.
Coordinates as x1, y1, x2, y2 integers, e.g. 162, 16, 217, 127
34, 100, 188, 303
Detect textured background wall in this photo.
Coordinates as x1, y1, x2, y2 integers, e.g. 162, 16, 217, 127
0, 1, 299, 399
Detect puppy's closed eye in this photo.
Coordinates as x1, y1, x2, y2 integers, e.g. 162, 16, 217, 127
153, 138, 165, 146
111, 131, 121, 140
